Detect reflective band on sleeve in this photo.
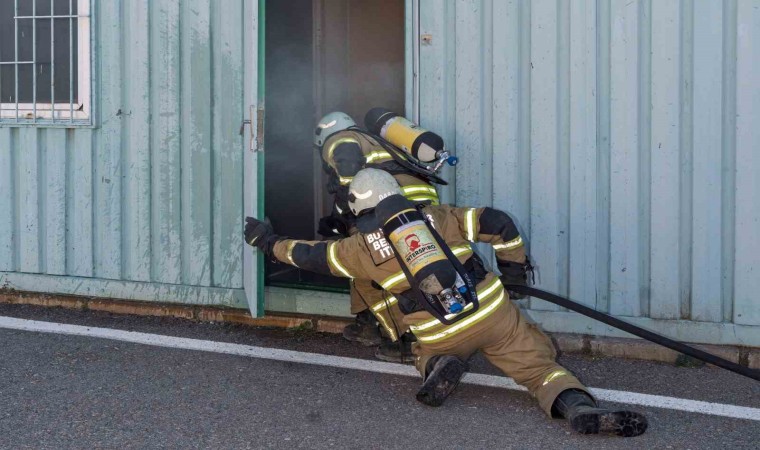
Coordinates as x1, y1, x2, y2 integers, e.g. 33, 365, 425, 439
339, 176, 353, 186
400, 185, 438, 195
542, 370, 569, 386
406, 195, 439, 204
326, 137, 360, 163
493, 236, 524, 250
286, 241, 298, 267
465, 208, 477, 242
379, 245, 473, 290
328, 242, 353, 278
410, 276, 502, 332
401, 185, 439, 205
365, 150, 392, 163
414, 291, 506, 343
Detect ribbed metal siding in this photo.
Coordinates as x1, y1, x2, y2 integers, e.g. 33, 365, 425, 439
0, 1, 246, 296
418, 0, 760, 327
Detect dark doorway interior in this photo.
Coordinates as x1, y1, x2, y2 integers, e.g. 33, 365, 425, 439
265, 0, 405, 291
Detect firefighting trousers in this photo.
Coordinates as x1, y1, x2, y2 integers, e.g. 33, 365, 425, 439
351, 279, 409, 341
407, 286, 590, 416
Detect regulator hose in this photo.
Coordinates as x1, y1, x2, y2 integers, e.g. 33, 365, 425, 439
505, 285, 760, 382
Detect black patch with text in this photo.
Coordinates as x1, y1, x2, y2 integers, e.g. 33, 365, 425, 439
363, 231, 395, 266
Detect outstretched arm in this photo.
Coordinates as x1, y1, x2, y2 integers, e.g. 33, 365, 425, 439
244, 217, 368, 279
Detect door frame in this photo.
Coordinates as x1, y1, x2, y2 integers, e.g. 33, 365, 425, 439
243, 0, 266, 317
406, 0, 420, 122
263, 0, 421, 316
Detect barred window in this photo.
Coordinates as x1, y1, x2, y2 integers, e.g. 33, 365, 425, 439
0, 0, 91, 125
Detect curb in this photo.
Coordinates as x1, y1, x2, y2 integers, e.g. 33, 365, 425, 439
0, 290, 322, 330
1, 290, 757, 369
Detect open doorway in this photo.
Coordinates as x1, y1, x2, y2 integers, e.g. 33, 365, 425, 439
264, 0, 406, 291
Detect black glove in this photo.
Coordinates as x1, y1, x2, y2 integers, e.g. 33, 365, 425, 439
326, 172, 341, 195
333, 185, 350, 211
244, 217, 279, 256
317, 215, 349, 238
497, 257, 534, 300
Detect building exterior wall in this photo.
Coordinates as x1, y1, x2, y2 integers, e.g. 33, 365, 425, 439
0, 0, 248, 308
2, 0, 759, 346
417, 0, 760, 345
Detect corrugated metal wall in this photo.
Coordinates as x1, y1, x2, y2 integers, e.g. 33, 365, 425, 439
2, 0, 758, 345
0, 0, 248, 307
418, 0, 760, 344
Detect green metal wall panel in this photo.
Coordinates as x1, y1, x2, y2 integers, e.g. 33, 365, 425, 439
417, 0, 760, 339
734, 0, 760, 326
0, 0, 248, 304
2, 0, 758, 346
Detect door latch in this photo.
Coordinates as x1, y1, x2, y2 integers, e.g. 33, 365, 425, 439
239, 119, 251, 136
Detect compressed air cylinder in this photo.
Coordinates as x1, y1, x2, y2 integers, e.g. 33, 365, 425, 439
365, 107, 444, 163
375, 194, 456, 295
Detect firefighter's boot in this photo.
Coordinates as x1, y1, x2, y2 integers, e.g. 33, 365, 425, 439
342, 310, 382, 346
374, 332, 416, 363
416, 355, 469, 407
552, 389, 648, 437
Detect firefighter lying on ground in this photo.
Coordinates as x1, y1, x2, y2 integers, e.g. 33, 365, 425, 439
244, 168, 648, 437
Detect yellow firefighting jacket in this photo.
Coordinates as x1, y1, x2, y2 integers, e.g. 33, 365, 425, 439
322, 130, 439, 212
322, 130, 394, 186
272, 204, 526, 343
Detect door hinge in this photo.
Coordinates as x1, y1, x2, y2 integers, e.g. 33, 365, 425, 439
241, 106, 264, 152
255, 106, 265, 152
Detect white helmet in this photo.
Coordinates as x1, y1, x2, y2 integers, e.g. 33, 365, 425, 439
348, 168, 401, 216
314, 112, 356, 148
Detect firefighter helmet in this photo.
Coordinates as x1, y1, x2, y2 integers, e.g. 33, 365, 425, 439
314, 112, 356, 149
348, 168, 401, 216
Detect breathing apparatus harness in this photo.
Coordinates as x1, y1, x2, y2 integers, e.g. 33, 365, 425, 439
346, 126, 448, 186
373, 194, 479, 325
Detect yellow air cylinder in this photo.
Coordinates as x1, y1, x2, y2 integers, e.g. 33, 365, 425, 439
376, 195, 456, 295
365, 108, 444, 163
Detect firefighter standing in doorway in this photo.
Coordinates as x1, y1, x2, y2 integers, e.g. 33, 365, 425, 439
245, 168, 647, 437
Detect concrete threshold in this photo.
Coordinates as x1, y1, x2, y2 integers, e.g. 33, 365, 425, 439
2, 290, 758, 370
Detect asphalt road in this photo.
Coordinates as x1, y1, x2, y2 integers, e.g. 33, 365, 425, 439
0, 303, 758, 449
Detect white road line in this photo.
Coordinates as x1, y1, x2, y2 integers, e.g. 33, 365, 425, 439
1, 315, 758, 422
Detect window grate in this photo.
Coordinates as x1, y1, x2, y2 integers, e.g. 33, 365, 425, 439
0, 0, 91, 126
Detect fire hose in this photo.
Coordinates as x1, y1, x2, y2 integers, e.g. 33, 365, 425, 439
504, 285, 760, 382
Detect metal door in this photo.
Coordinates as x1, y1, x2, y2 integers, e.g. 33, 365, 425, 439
243, 0, 265, 317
